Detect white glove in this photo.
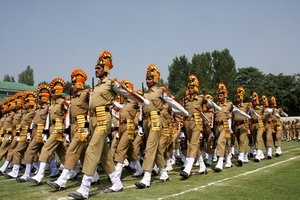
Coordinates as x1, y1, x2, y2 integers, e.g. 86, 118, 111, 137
199, 133, 203, 140
2, 137, 4, 142
137, 125, 144, 136
65, 134, 70, 144
179, 131, 185, 140
26, 133, 31, 143
8, 135, 12, 142
115, 132, 120, 139
42, 134, 48, 143
143, 99, 150, 106
210, 131, 215, 139
17, 136, 20, 142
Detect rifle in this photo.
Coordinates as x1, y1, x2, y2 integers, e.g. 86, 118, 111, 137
142, 82, 145, 95
200, 111, 213, 129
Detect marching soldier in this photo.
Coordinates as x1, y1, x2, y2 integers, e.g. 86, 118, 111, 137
0, 93, 24, 174
213, 83, 251, 172
232, 86, 251, 166
213, 83, 233, 172
114, 79, 140, 177
68, 51, 149, 199
249, 92, 265, 162
202, 94, 215, 167
4, 90, 36, 179
135, 64, 189, 189
180, 75, 207, 179
28, 77, 68, 183
16, 84, 51, 182
261, 95, 274, 159
0, 99, 9, 159
47, 69, 98, 190
269, 96, 287, 157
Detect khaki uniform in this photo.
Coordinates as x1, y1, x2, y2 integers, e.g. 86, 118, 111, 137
183, 94, 204, 158
295, 121, 300, 139
64, 90, 89, 170
114, 98, 138, 163
110, 115, 119, 157
82, 77, 117, 176
6, 109, 23, 162
202, 106, 215, 154
23, 104, 49, 164
283, 122, 291, 141
0, 115, 7, 145
272, 108, 283, 148
39, 98, 67, 164
233, 102, 250, 153
156, 102, 172, 168
214, 101, 233, 157
250, 105, 265, 151
142, 85, 164, 172
263, 109, 274, 148
12, 107, 35, 164
0, 114, 8, 159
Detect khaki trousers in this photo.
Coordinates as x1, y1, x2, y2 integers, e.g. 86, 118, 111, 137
142, 117, 162, 172
184, 120, 201, 158
251, 123, 264, 151
6, 140, 18, 162
235, 124, 249, 153
82, 115, 115, 176
264, 123, 274, 148
38, 129, 66, 164
114, 123, 133, 163
12, 141, 28, 164
64, 123, 87, 170
23, 129, 44, 164
215, 125, 231, 157
0, 140, 11, 161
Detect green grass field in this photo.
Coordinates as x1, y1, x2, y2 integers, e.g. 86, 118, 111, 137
0, 141, 300, 200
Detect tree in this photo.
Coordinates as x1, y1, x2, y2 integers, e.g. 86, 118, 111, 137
167, 55, 191, 100
212, 49, 236, 98
18, 65, 34, 86
191, 52, 214, 94
38, 81, 49, 86
3, 74, 15, 82
235, 67, 265, 101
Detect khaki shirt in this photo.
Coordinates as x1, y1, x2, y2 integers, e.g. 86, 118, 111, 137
251, 105, 264, 120
3, 111, 15, 131
0, 115, 6, 129
119, 99, 138, 122
49, 98, 66, 120
89, 77, 116, 112
20, 107, 35, 127
32, 104, 49, 126
215, 100, 233, 122
233, 102, 250, 122
161, 102, 171, 126
184, 94, 204, 114
143, 85, 164, 114
71, 89, 89, 118
13, 109, 23, 128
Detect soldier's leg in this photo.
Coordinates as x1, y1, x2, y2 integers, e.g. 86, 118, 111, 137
5, 141, 28, 178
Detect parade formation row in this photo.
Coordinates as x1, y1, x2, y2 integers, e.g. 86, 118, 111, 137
0, 50, 299, 200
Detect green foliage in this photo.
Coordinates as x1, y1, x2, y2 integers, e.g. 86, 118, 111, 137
18, 65, 34, 86
3, 74, 15, 82
167, 49, 300, 115
168, 55, 191, 98
38, 81, 48, 86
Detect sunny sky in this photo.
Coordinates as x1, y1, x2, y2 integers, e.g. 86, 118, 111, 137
0, 0, 299, 89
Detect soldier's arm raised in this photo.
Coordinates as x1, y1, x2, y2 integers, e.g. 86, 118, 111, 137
112, 79, 149, 105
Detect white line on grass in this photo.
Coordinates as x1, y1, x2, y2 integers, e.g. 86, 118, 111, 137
157, 155, 300, 200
